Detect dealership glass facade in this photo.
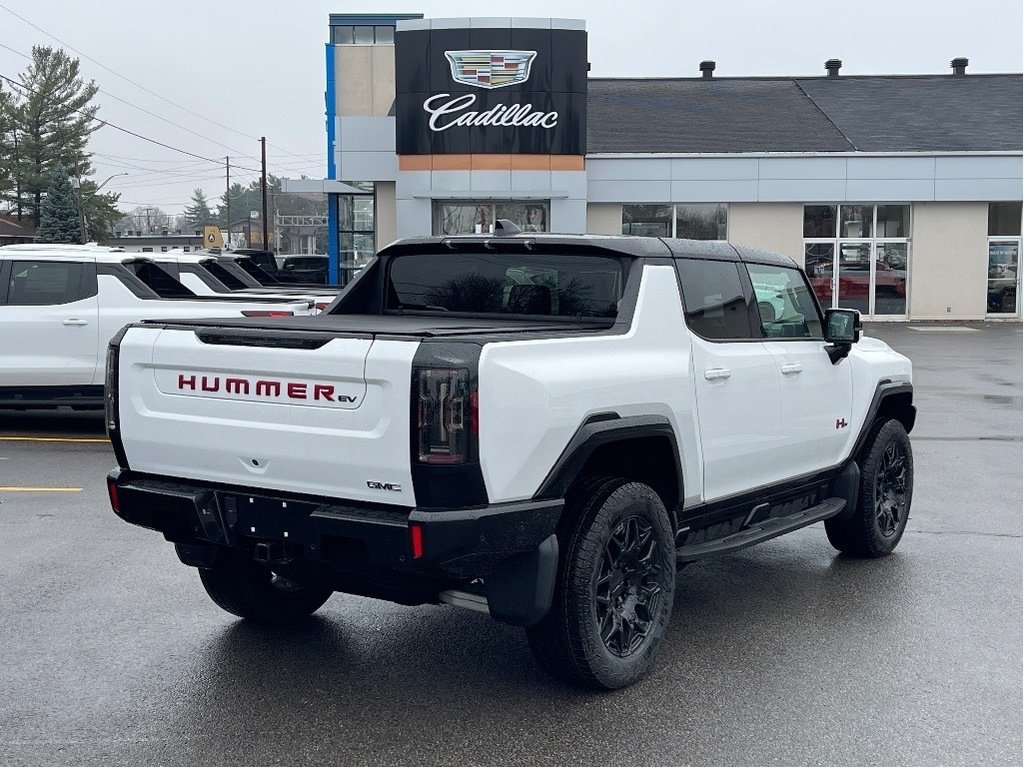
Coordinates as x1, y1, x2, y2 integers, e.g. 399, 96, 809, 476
337, 187, 375, 281
803, 204, 910, 318
987, 201, 1022, 315
622, 204, 728, 240
433, 201, 550, 235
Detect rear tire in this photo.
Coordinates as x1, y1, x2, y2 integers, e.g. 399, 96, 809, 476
526, 478, 675, 690
198, 548, 333, 624
825, 419, 913, 557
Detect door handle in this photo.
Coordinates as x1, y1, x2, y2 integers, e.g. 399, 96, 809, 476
704, 368, 732, 381
62, 318, 88, 326
781, 363, 803, 375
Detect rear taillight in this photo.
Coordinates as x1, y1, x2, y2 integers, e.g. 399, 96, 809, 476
415, 368, 475, 464
409, 522, 424, 559
104, 343, 119, 434
241, 310, 294, 317
314, 301, 332, 312
107, 475, 120, 514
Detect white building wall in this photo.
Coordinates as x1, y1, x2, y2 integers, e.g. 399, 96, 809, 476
908, 202, 990, 320
586, 203, 622, 234
727, 203, 804, 265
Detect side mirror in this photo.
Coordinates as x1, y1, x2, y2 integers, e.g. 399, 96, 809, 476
824, 308, 861, 363
825, 308, 861, 344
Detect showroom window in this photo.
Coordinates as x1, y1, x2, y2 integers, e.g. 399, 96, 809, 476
338, 187, 375, 282
802, 204, 910, 319
987, 202, 1022, 315
622, 204, 728, 240
433, 201, 550, 235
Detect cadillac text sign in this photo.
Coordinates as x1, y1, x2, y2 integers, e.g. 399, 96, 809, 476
395, 24, 587, 155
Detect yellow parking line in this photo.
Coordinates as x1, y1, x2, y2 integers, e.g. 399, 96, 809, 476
0, 486, 83, 492
0, 436, 109, 444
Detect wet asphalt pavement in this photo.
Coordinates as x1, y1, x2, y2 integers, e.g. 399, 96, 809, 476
0, 322, 1021, 765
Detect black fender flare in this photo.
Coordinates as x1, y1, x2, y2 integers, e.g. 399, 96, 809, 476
849, 381, 915, 461
533, 414, 684, 508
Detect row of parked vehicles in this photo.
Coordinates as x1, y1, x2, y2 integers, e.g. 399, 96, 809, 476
0, 244, 341, 409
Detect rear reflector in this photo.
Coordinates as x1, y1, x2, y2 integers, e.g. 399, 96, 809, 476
409, 522, 424, 559
241, 310, 294, 317
107, 477, 120, 514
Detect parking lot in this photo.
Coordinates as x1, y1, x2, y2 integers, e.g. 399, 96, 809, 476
0, 322, 1021, 766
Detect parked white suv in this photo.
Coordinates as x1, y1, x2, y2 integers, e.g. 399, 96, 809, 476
0, 244, 312, 409
106, 231, 915, 689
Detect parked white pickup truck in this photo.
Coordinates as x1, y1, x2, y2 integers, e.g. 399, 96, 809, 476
0, 244, 313, 409
155, 250, 339, 312
106, 230, 915, 689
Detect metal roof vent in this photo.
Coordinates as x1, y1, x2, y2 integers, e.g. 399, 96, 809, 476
699, 60, 716, 79
951, 57, 969, 76
825, 59, 842, 78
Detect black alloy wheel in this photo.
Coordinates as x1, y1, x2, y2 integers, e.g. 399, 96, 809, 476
825, 418, 914, 557
594, 515, 664, 657
874, 440, 909, 537
526, 478, 675, 689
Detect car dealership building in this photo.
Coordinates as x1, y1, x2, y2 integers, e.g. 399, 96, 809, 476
283, 13, 1023, 320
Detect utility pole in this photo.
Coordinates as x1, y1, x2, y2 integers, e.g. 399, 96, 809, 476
260, 137, 269, 252
71, 178, 87, 244
225, 156, 230, 249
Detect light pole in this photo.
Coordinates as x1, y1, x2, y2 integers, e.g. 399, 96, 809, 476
71, 172, 128, 243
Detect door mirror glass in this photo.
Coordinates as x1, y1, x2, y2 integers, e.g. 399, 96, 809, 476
824, 308, 860, 344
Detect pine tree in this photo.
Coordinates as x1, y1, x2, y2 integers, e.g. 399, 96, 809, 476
183, 188, 213, 226
0, 82, 15, 209
12, 46, 99, 226
36, 164, 82, 243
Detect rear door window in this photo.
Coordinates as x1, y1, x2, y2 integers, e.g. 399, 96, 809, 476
6, 261, 90, 305
677, 259, 758, 340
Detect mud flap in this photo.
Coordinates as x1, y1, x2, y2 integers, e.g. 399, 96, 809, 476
485, 534, 559, 626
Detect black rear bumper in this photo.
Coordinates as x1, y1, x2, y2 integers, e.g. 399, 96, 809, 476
107, 469, 562, 625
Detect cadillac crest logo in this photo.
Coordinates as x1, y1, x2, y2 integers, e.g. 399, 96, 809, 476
444, 50, 537, 89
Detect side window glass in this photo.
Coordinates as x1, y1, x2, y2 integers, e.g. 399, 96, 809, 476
677, 259, 756, 340
746, 263, 823, 339
7, 261, 86, 306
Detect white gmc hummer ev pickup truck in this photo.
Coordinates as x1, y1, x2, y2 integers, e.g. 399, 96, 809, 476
106, 228, 915, 689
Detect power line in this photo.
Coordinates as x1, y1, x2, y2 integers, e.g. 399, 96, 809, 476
0, 40, 260, 161
0, 1, 316, 161
0, 72, 263, 173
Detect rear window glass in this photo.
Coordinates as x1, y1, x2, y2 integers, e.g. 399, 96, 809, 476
386, 252, 627, 319
122, 260, 194, 298
201, 259, 248, 290
235, 257, 280, 285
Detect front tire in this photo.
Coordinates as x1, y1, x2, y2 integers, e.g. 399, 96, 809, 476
825, 419, 914, 557
526, 479, 676, 690
198, 548, 334, 624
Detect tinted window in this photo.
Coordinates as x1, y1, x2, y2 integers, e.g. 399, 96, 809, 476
6, 261, 88, 305
202, 260, 249, 289
235, 257, 280, 285
989, 202, 1022, 236
677, 259, 755, 340
121, 260, 195, 298
746, 263, 823, 339
387, 252, 626, 319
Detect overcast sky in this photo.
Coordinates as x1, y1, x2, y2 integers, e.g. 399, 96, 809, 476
0, 0, 1020, 214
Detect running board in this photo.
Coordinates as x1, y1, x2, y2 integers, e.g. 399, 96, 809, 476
676, 497, 847, 562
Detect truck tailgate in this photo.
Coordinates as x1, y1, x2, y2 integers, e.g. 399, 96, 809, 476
117, 325, 418, 506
